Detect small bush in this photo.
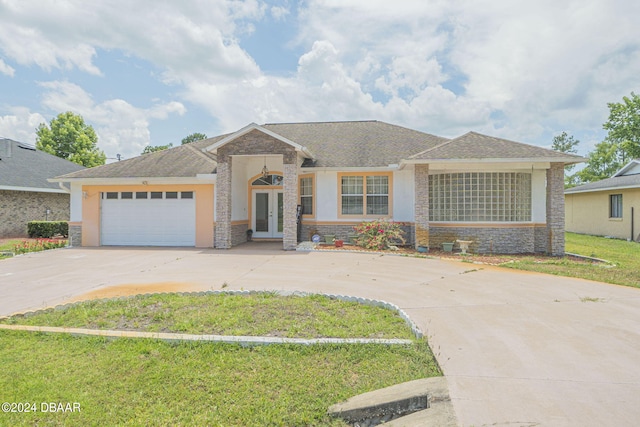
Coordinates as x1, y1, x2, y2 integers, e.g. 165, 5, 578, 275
353, 219, 406, 250
27, 221, 69, 238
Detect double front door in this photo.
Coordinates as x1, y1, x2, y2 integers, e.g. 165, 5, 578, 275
252, 189, 283, 238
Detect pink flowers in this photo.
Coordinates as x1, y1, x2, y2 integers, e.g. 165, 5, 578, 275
352, 220, 406, 250
13, 239, 67, 255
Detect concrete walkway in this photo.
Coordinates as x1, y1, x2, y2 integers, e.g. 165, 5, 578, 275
1, 243, 640, 426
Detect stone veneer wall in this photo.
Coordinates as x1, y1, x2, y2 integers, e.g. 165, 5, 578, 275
0, 190, 70, 237
69, 224, 82, 247
301, 223, 415, 246
429, 226, 536, 254
546, 163, 565, 255
231, 223, 249, 246
534, 225, 547, 253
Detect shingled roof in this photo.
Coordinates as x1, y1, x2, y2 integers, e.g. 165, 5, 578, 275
0, 138, 84, 191
53, 121, 582, 180
565, 159, 640, 194
56, 136, 221, 179
409, 132, 584, 162
264, 121, 448, 167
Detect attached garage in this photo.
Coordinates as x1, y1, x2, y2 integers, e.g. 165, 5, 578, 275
100, 190, 196, 246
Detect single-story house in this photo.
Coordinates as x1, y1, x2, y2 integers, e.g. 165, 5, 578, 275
565, 159, 640, 241
0, 137, 85, 238
52, 121, 583, 254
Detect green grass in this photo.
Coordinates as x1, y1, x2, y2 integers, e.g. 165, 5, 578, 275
0, 293, 414, 339
0, 239, 22, 259
0, 293, 439, 426
0, 331, 439, 426
502, 232, 640, 288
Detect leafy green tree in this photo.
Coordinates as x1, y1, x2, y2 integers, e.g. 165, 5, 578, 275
577, 139, 627, 183
603, 92, 640, 160
551, 131, 580, 188
181, 132, 207, 145
36, 111, 106, 167
141, 143, 173, 154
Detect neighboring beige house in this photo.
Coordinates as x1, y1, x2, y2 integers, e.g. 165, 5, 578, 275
52, 121, 583, 254
0, 138, 85, 238
565, 159, 640, 241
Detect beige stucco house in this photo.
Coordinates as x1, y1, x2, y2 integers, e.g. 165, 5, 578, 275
52, 121, 583, 254
565, 159, 640, 241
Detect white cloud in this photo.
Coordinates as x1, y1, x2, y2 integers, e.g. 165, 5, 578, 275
0, 107, 46, 143
0, 58, 15, 76
36, 81, 186, 160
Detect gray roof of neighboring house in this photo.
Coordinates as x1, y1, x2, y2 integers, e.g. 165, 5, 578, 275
0, 138, 85, 190
263, 121, 448, 167
565, 170, 640, 194
56, 137, 221, 179
409, 132, 584, 162
54, 121, 581, 180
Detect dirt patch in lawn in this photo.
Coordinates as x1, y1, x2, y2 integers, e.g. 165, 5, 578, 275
71, 282, 202, 302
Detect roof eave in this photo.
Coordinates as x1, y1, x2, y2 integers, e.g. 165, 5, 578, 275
400, 156, 586, 166
565, 184, 640, 194
48, 176, 216, 185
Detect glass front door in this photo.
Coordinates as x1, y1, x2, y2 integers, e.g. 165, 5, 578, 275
252, 190, 284, 238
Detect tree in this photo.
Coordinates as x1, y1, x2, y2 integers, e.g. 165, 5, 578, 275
181, 132, 207, 145
577, 139, 627, 183
141, 143, 173, 154
36, 111, 106, 167
551, 131, 580, 184
603, 92, 640, 160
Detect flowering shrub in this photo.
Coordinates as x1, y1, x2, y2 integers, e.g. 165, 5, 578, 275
352, 220, 406, 250
13, 239, 68, 255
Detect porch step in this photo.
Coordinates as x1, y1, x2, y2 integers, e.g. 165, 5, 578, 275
328, 376, 457, 426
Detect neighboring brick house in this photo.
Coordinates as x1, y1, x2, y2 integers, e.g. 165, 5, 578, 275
565, 159, 640, 241
0, 138, 85, 238
52, 121, 583, 254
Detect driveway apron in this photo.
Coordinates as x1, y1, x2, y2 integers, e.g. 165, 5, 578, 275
1, 245, 639, 426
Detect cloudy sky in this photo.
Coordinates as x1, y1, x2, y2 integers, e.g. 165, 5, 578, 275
1, 0, 639, 161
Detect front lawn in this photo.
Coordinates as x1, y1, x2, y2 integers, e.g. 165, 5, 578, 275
0, 293, 440, 426
502, 233, 640, 288
0, 292, 414, 339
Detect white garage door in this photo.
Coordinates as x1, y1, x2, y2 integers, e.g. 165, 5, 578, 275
101, 191, 196, 246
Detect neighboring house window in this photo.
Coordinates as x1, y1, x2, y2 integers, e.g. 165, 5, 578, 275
299, 175, 314, 216
610, 194, 623, 218
429, 172, 531, 222
339, 173, 392, 217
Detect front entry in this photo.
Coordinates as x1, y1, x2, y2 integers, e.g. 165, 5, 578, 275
252, 189, 284, 238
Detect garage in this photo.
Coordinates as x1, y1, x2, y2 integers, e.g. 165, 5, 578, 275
100, 190, 196, 246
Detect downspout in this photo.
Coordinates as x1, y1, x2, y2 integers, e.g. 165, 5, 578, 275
632, 207, 635, 242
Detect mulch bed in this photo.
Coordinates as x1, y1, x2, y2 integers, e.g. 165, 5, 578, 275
314, 243, 604, 266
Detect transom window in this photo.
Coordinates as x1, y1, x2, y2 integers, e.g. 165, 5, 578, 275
610, 194, 623, 218
339, 173, 391, 216
252, 174, 283, 186
429, 172, 531, 222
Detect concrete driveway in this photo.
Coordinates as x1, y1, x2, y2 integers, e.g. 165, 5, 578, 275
1, 244, 639, 426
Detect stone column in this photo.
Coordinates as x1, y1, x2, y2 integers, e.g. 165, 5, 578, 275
282, 154, 298, 250
414, 164, 430, 249
546, 162, 565, 256
215, 155, 232, 249
69, 223, 83, 247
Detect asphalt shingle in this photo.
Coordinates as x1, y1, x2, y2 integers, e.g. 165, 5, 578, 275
0, 138, 85, 190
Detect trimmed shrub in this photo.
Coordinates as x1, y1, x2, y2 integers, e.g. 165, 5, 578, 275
27, 221, 69, 238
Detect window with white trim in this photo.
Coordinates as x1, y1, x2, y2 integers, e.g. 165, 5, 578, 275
429, 172, 532, 222
340, 174, 390, 216
299, 176, 313, 215
610, 194, 622, 218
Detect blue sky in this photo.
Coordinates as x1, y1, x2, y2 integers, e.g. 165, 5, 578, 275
1, 0, 639, 162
